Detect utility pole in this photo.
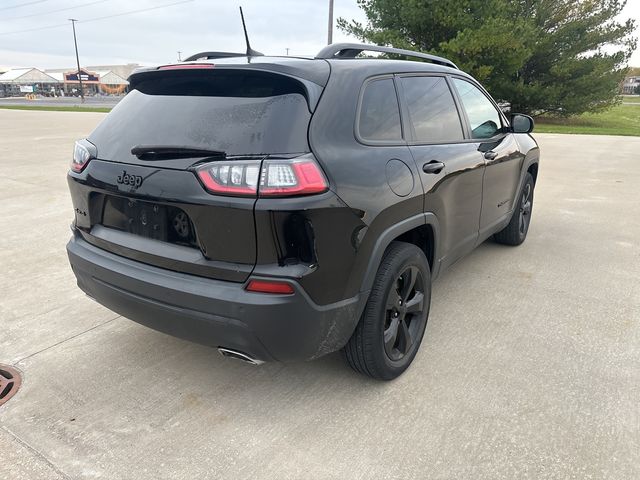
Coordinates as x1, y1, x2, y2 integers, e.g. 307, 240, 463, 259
177, 51, 182, 61
327, 0, 334, 45
68, 19, 84, 103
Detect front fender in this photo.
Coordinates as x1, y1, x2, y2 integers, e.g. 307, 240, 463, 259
513, 133, 540, 204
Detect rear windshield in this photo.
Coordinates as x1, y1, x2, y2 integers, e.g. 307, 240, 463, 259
89, 70, 312, 160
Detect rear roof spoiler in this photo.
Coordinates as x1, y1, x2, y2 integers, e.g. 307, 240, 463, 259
183, 51, 246, 61
316, 43, 458, 70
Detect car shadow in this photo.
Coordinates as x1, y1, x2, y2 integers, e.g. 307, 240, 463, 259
99, 240, 505, 397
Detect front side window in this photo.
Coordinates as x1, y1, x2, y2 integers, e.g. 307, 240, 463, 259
358, 78, 402, 142
452, 78, 502, 139
400, 76, 464, 143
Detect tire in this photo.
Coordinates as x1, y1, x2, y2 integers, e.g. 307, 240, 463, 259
494, 172, 534, 246
343, 241, 431, 380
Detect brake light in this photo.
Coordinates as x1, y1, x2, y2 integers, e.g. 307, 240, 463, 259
71, 139, 96, 173
245, 279, 294, 295
195, 154, 328, 197
158, 64, 215, 70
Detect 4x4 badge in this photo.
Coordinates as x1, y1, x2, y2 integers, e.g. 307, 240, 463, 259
117, 170, 143, 188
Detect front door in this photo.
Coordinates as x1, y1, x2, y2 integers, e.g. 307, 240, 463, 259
450, 78, 525, 240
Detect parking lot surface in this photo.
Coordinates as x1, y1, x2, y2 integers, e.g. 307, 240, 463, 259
0, 96, 121, 109
1, 109, 639, 479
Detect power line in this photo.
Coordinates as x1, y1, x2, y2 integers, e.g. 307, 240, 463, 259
0, 22, 67, 36
0, 0, 194, 36
3, 0, 50, 12
81, 0, 193, 24
4, 0, 110, 21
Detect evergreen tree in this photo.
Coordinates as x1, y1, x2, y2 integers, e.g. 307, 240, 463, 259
338, 0, 637, 115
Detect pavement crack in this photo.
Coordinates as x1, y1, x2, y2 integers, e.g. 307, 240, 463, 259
2, 426, 73, 480
14, 315, 121, 365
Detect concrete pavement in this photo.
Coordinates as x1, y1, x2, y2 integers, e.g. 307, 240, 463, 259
0, 96, 121, 109
1, 109, 639, 479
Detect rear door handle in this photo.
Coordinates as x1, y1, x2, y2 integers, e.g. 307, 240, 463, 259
422, 161, 445, 174
484, 150, 498, 160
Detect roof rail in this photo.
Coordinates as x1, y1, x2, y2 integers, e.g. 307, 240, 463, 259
315, 43, 458, 69
183, 51, 247, 62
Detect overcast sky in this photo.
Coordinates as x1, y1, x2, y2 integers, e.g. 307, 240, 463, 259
1, 0, 638, 69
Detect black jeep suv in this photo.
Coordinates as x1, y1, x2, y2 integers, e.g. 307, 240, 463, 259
66, 43, 539, 380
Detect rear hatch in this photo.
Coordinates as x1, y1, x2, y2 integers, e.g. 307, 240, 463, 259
68, 63, 327, 282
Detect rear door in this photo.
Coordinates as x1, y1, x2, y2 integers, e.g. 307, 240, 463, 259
397, 74, 484, 269
450, 77, 524, 239
70, 67, 321, 282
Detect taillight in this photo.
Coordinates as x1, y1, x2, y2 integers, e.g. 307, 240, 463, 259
71, 139, 97, 173
195, 154, 328, 197
196, 160, 261, 196
260, 157, 328, 196
245, 279, 295, 295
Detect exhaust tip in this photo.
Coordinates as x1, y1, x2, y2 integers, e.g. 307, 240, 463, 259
218, 347, 265, 366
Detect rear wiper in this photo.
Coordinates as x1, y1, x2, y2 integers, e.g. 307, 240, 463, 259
131, 145, 226, 160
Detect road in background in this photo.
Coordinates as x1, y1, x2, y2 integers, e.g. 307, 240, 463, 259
0, 96, 121, 109
1, 110, 639, 480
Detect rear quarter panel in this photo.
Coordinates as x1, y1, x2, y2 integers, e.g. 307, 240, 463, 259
308, 63, 425, 299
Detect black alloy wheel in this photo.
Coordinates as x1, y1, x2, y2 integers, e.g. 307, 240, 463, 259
494, 172, 535, 246
519, 182, 532, 236
344, 241, 431, 380
383, 266, 426, 362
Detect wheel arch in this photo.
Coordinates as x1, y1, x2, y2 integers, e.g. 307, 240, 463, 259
358, 213, 440, 300
511, 142, 539, 212
527, 162, 539, 184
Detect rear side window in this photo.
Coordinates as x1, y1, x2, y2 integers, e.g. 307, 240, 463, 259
358, 78, 402, 142
89, 69, 312, 160
452, 78, 502, 139
400, 76, 463, 143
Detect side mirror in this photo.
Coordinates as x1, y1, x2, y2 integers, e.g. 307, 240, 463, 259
511, 114, 534, 134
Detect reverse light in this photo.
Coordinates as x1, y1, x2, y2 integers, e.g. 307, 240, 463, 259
245, 279, 295, 295
195, 154, 328, 197
71, 139, 96, 173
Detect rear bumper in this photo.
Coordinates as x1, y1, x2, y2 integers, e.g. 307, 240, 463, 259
67, 233, 363, 362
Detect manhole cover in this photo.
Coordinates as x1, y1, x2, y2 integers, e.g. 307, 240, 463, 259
0, 365, 21, 406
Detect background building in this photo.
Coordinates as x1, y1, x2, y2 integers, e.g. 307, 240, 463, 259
0, 68, 60, 97
622, 75, 640, 94
0, 64, 136, 97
